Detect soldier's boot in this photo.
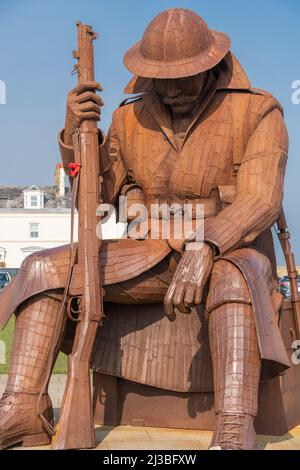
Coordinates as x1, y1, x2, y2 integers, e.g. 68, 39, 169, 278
208, 303, 261, 450
0, 290, 66, 449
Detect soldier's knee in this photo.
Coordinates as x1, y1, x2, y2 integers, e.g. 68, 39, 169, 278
206, 259, 251, 315
21, 245, 65, 270
20, 245, 70, 285
20, 251, 42, 270
16, 246, 66, 302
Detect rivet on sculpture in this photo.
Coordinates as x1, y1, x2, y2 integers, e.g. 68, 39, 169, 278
0, 8, 299, 450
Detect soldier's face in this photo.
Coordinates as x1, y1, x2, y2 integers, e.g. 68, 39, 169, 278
153, 72, 207, 115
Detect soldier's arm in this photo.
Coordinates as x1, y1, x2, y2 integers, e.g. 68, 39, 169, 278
203, 102, 289, 255
100, 116, 127, 204
59, 107, 127, 204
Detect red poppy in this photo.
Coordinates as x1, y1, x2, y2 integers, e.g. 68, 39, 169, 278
68, 162, 81, 177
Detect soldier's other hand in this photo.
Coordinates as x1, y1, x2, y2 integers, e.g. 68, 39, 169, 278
65, 81, 103, 139
164, 243, 214, 321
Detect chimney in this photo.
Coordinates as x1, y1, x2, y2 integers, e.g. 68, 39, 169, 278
54, 163, 66, 197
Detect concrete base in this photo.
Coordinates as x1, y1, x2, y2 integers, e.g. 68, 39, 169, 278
11, 424, 300, 450
93, 369, 300, 436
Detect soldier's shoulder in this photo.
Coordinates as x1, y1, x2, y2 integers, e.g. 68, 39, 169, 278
249, 88, 284, 115
112, 94, 144, 123
218, 86, 279, 100
221, 87, 284, 116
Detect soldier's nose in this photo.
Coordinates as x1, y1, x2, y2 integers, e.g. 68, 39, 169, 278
166, 80, 181, 98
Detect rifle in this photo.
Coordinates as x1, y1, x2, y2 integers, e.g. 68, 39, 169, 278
52, 22, 104, 449
276, 207, 300, 338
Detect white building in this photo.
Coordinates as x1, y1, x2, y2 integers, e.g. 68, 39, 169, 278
0, 207, 78, 268
0, 178, 124, 269
0, 181, 78, 268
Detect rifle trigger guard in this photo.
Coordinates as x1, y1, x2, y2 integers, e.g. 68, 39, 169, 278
67, 296, 81, 322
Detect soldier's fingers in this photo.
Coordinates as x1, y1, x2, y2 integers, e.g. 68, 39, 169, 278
76, 102, 101, 113
194, 286, 203, 305
74, 81, 103, 95
178, 304, 191, 314
174, 284, 191, 313
173, 283, 186, 308
164, 296, 176, 321
77, 111, 101, 122
183, 285, 195, 306
174, 306, 190, 317
167, 310, 176, 322
77, 92, 103, 106
164, 284, 176, 321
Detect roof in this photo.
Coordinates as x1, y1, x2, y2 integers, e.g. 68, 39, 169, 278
24, 185, 40, 191
0, 185, 72, 209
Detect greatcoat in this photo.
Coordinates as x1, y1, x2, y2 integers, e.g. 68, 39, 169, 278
0, 52, 291, 391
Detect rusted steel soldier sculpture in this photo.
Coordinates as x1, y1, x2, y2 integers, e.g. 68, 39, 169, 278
0, 9, 293, 450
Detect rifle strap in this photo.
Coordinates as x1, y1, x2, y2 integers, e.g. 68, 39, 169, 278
36, 131, 81, 437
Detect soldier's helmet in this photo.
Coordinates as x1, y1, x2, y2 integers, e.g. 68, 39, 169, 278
124, 8, 231, 79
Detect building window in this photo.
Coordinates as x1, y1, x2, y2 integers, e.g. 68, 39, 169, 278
30, 195, 38, 207
23, 186, 44, 209
29, 223, 39, 238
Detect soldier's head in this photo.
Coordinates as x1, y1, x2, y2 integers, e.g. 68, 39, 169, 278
152, 73, 207, 115
124, 8, 231, 115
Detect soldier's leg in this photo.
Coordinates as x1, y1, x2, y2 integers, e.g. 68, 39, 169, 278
206, 260, 261, 450
0, 246, 177, 449
0, 290, 66, 449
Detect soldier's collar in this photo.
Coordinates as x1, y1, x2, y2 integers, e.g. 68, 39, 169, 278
123, 52, 251, 95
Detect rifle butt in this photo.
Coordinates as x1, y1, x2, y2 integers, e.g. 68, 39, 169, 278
51, 362, 94, 450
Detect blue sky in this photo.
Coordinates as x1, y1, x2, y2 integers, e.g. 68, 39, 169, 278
0, 0, 299, 261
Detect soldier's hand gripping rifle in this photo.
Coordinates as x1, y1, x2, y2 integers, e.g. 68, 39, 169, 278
52, 22, 104, 450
